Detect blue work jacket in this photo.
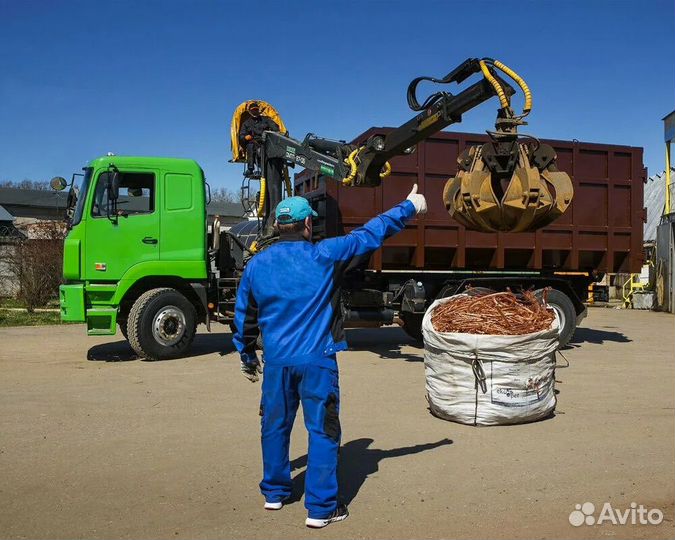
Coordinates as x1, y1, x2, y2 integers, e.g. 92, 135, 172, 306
233, 200, 416, 368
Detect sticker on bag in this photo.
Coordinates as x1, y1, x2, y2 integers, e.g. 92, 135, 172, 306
489, 363, 553, 407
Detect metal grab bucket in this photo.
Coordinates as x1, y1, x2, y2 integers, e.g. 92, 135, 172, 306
443, 141, 574, 233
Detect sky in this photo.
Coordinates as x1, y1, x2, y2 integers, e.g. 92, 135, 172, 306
1, 0, 673, 192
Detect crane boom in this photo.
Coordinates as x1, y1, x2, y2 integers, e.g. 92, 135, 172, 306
235, 57, 574, 241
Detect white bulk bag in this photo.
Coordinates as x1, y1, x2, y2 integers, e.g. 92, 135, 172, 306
422, 294, 560, 426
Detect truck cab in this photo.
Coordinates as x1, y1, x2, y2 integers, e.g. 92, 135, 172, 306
59, 156, 210, 359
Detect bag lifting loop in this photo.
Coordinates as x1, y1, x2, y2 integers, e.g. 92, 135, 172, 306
472, 355, 487, 394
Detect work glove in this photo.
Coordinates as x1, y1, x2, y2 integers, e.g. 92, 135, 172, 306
240, 356, 262, 383
406, 183, 428, 215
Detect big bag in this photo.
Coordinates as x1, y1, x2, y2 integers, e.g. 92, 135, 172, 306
422, 294, 560, 426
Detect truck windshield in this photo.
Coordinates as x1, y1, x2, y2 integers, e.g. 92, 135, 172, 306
71, 167, 93, 226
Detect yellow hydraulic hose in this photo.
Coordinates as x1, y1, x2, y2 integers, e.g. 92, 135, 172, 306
492, 60, 532, 114
342, 147, 392, 185
479, 60, 509, 109
342, 148, 360, 185
257, 176, 266, 215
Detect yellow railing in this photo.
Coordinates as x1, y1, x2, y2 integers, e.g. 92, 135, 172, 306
622, 273, 649, 308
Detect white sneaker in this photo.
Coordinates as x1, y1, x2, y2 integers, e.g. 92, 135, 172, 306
264, 501, 283, 510
305, 505, 349, 528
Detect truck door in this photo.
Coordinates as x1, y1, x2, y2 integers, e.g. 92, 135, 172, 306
83, 169, 160, 281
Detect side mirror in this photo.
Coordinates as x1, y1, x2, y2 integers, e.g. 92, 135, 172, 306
50, 176, 67, 191
109, 171, 120, 200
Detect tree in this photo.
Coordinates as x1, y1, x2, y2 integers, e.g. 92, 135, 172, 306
0, 179, 51, 190
210, 186, 239, 203
0, 221, 66, 312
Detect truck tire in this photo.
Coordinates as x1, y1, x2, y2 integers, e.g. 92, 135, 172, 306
400, 312, 424, 342
127, 288, 197, 360
541, 289, 576, 348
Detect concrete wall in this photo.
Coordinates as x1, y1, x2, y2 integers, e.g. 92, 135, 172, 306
0, 242, 19, 297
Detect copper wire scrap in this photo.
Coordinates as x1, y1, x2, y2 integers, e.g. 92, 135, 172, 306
431, 289, 555, 335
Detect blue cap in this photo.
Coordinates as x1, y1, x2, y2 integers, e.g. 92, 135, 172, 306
275, 196, 318, 224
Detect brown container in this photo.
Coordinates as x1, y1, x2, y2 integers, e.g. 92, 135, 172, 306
296, 128, 646, 274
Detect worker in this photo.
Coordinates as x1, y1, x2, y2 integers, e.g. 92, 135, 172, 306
233, 185, 428, 528
239, 101, 280, 174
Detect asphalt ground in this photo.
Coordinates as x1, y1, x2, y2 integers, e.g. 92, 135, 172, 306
1, 308, 674, 539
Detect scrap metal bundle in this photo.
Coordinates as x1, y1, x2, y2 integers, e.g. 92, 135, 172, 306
423, 290, 559, 425
431, 290, 554, 335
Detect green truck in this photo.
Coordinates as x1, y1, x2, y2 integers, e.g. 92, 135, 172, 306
58, 156, 215, 360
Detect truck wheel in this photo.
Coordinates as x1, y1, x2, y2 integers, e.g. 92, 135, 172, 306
400, 312, 424, 342
540, 289, 576, 347
127, 288, 197, 360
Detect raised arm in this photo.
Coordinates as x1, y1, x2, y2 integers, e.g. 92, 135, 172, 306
316, 184, 426, 263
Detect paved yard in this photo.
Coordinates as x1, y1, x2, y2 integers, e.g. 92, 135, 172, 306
0, 308, 673, 539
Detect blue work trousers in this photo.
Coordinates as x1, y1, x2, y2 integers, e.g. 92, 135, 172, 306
259, 363, 341, 519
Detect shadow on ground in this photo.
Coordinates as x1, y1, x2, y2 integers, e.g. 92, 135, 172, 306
85, 324, 631, 361
346, 327, 423, 362
288, 437, 453, 506
87, 332, 236, 362
86, 327, 421, 362
565, 326, 632, 349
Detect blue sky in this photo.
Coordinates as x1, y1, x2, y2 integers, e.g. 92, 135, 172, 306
1, 0, 673, 191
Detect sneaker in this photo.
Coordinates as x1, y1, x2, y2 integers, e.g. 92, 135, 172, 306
305, 505, 349, 528
264, 500, 284, 511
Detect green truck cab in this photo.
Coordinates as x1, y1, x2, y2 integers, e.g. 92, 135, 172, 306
60, 156, 212, 359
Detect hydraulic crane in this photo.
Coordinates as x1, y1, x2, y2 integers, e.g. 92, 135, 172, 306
230, 57, 573, 242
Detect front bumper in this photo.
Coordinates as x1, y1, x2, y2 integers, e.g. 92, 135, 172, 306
60, 284, 85, 322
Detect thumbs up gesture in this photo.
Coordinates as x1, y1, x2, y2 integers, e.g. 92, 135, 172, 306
406, 184, 427, 215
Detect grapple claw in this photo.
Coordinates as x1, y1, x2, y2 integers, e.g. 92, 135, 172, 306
443, 141, 573, 233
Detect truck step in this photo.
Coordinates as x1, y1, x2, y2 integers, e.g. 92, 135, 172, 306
86, 283, 118, 306
86, 307, 117, 336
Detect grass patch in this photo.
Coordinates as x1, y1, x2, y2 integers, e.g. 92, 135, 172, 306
1, 298, 61, 308
0, 309, 77, 327
0, 297, 26, 309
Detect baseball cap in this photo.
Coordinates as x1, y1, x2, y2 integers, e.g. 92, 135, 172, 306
275, 196, 318, 224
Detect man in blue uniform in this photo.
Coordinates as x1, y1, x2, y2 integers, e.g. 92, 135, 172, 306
233, 185, 427, 528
